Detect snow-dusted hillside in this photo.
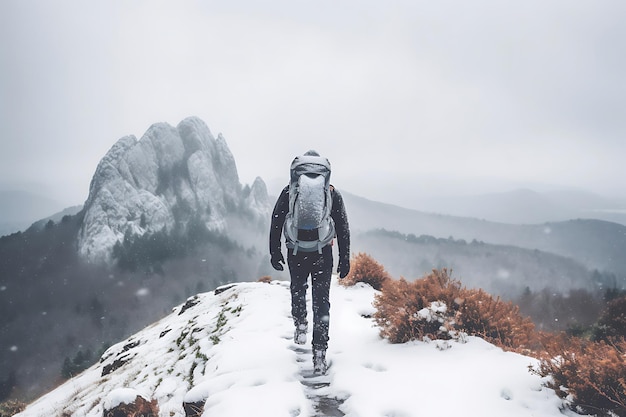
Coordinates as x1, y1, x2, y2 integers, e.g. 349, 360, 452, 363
15, 278, 582, 417
78, 116, 270, 263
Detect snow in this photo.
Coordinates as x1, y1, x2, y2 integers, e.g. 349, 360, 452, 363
297, 174, 326, 229
15, 278, 584, 417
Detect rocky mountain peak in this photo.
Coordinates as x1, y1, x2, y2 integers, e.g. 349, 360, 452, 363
245, 177, 271, 215
78, 117, 269, 263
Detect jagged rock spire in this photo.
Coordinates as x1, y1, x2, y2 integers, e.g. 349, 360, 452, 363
78, 116, 269, 263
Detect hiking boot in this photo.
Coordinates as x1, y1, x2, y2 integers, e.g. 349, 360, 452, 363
313, 348, 327, 375
294, 323, 307, 345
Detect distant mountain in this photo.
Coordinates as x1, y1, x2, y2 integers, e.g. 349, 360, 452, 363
352, 229, 597, 298
28, 205, 83, 231
416, 188, 626, 225
78, 116, 271, 263
0, 190, 66, 236
343, 191, 626, 280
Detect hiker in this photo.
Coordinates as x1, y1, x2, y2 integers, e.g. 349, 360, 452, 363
269, 150, 351, 375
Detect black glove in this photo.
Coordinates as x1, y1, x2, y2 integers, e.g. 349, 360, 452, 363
337, 256, 350, 278
271, 252, 285, 271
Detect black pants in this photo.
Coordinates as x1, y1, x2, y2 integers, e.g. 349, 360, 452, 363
287, 245, 333, 350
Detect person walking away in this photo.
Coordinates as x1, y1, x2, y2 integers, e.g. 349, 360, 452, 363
269, 150, 351, 375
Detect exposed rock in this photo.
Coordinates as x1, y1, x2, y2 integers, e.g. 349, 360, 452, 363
178, 295, 201, 315
101, 356, 132, 377
214, 283, 237, 295
100, 340, 142, 376
77, 116, 270, 263
102, 388, 158, 417
182, 400, 205, 417
183, 383, 210, 417
245, 176, 271, 219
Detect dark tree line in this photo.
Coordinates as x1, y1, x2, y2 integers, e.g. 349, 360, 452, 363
112, 215, 241, 273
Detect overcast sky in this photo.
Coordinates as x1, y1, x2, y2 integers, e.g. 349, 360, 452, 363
1, 0, 625, 209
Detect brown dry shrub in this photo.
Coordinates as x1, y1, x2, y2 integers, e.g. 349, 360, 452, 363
103, 395, 159, 417
257, 275, 272, 284
457, 287, 536, 351
340, 252, 391, 290
373, 269, 536, 350
373, 269, 460, 343
371, 266, 626, 416
533, 335, 626, 416
0, 400, 26, 417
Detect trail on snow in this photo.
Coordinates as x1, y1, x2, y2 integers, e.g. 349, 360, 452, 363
291, 344, 345, 417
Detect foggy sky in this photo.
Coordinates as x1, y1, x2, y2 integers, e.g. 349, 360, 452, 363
1, 0, 625, 209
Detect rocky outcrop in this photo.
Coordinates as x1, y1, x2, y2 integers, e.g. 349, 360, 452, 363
78, 116, 270, 263
244, 176, 272, 220
182, 384, 210, 417
103, 388, 158, 417
182, 400, 205, 417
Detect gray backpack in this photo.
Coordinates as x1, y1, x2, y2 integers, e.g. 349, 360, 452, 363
284, 154, 335, 254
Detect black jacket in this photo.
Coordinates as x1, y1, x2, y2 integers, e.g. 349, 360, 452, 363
269, 185, 350, 261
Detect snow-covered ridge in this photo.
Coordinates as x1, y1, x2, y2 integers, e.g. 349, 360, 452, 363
15, 279, 576, 417
77, 116, 270, 263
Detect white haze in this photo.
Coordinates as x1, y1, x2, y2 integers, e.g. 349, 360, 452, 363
1, 0, 625, 213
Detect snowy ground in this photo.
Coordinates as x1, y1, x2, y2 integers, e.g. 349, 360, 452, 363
15, 277, 583, 417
